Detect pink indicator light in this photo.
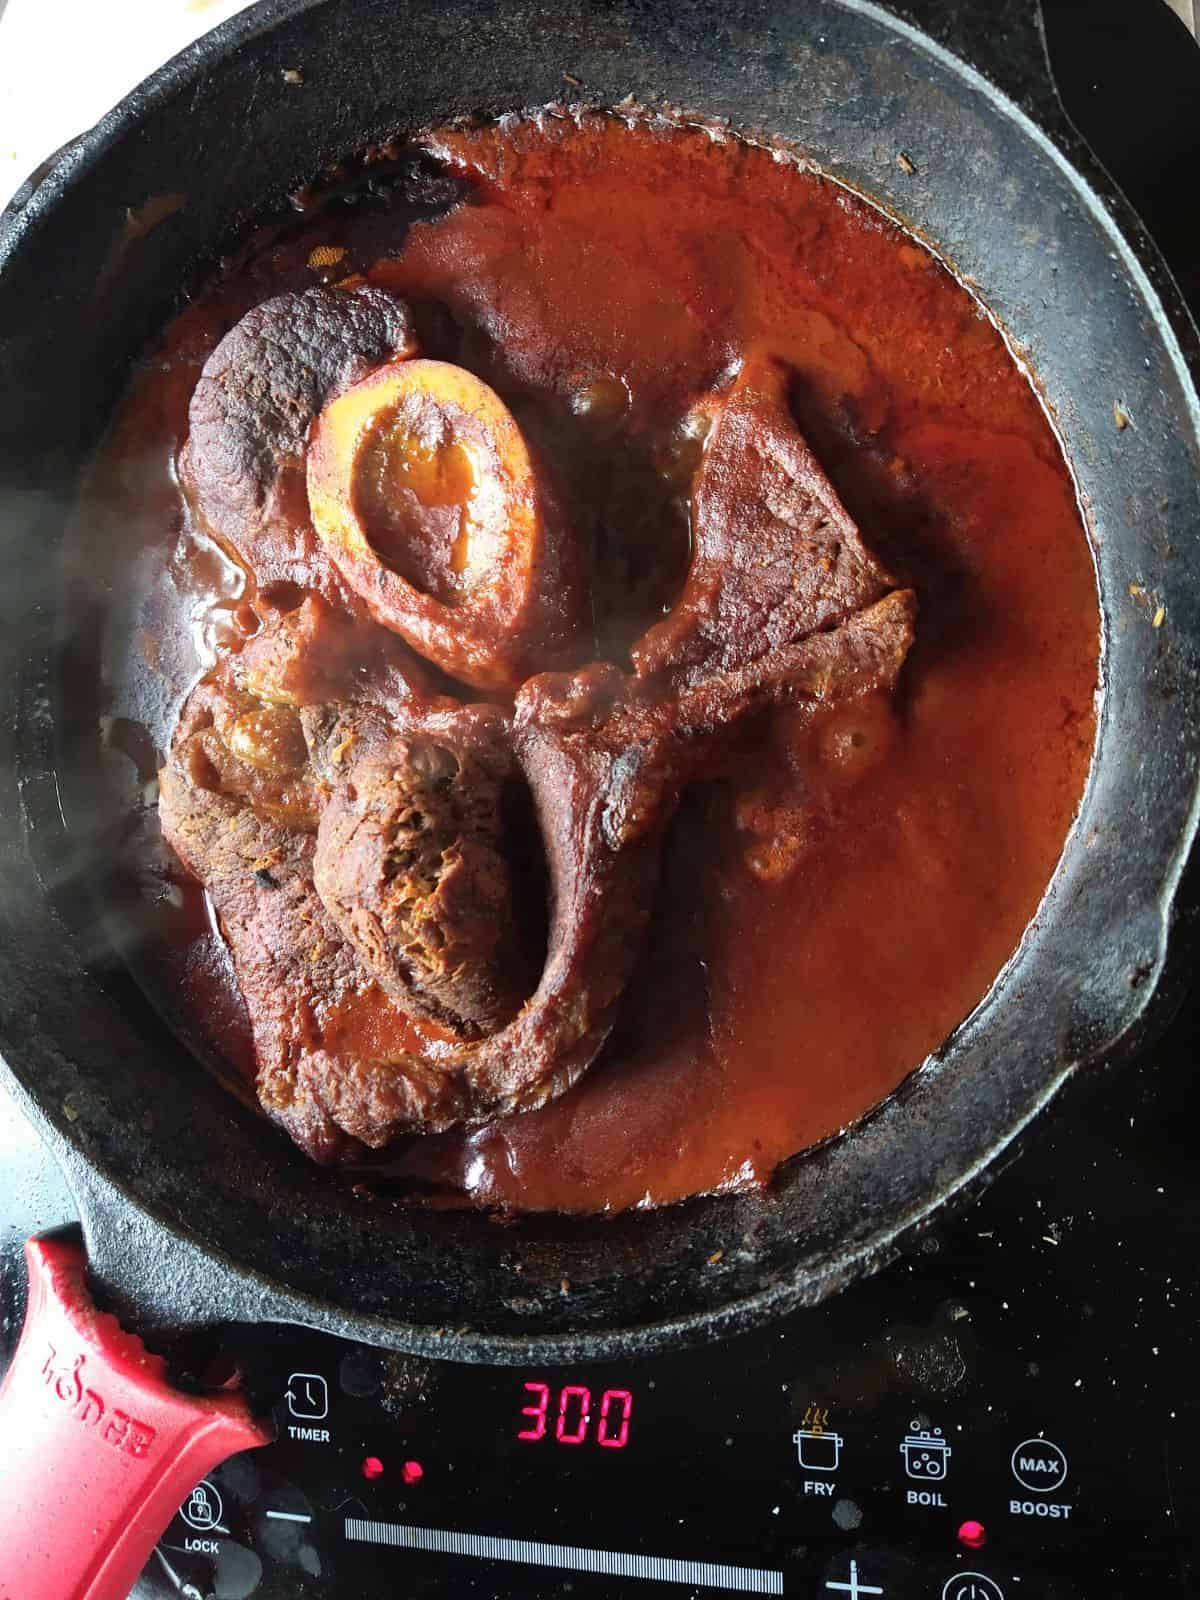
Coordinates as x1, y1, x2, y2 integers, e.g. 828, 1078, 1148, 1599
361, 1456, 385, 1481
401, 1460, 425, 1485
958, 1519, 987, 1550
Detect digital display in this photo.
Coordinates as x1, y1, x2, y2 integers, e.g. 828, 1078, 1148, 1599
516, 1381, 634, 1448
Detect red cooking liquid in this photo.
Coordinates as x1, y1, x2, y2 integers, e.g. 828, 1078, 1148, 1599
85, 113, 1098, 1213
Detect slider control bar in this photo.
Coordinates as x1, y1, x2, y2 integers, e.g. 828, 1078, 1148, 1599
345, 1517, 785, 1593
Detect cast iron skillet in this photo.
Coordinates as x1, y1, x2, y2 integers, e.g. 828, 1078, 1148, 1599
0, 0, 1198, 1374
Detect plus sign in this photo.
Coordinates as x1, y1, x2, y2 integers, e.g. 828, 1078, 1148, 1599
825, 1559, 884, 1597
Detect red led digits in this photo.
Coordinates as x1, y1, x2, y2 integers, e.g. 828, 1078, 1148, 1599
517, 1381, 551, 1441
555, 1386, 591, 1445
597, 1389, 633, 1449
516, 1382, 634, 1448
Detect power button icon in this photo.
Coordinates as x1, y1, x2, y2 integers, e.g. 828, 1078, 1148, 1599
942, 1577, 1003, 1600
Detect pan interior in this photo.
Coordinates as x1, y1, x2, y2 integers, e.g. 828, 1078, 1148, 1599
68, 107, 1101, 1223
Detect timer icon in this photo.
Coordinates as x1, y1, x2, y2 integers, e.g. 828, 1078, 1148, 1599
286, 1373, 329, 1421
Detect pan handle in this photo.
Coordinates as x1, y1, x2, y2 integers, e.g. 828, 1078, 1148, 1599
0, 1233, 271, 1600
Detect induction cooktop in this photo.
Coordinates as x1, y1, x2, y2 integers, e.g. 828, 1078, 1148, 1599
2, 3, 1198, 1597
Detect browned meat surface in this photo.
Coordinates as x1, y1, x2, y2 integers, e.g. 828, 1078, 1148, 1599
234, 594, 435, 710
161, 600, 913, 1163
313, 706, 536, 1036
635, 352, 895, 694
159, 347, 915, 1159
160, 734, 400, 1164
180, 286, 418, 603
168, 663, 324, 833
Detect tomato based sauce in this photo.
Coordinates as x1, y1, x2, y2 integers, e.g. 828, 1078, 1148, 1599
87, 112, 1098, 1212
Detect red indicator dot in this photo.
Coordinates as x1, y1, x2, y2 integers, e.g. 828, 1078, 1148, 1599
401, 1460, 425, 1485
361, 1456, 385, 1481
958, 1519, 987, 1550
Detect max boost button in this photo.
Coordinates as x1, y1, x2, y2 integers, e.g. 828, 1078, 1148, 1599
1010, 1438, 1068, 1494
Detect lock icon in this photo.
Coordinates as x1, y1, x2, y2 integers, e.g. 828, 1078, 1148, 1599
179, 1479, 223, 1532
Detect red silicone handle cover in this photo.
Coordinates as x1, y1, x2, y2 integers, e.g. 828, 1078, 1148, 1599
0, 1235, 272, 1600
